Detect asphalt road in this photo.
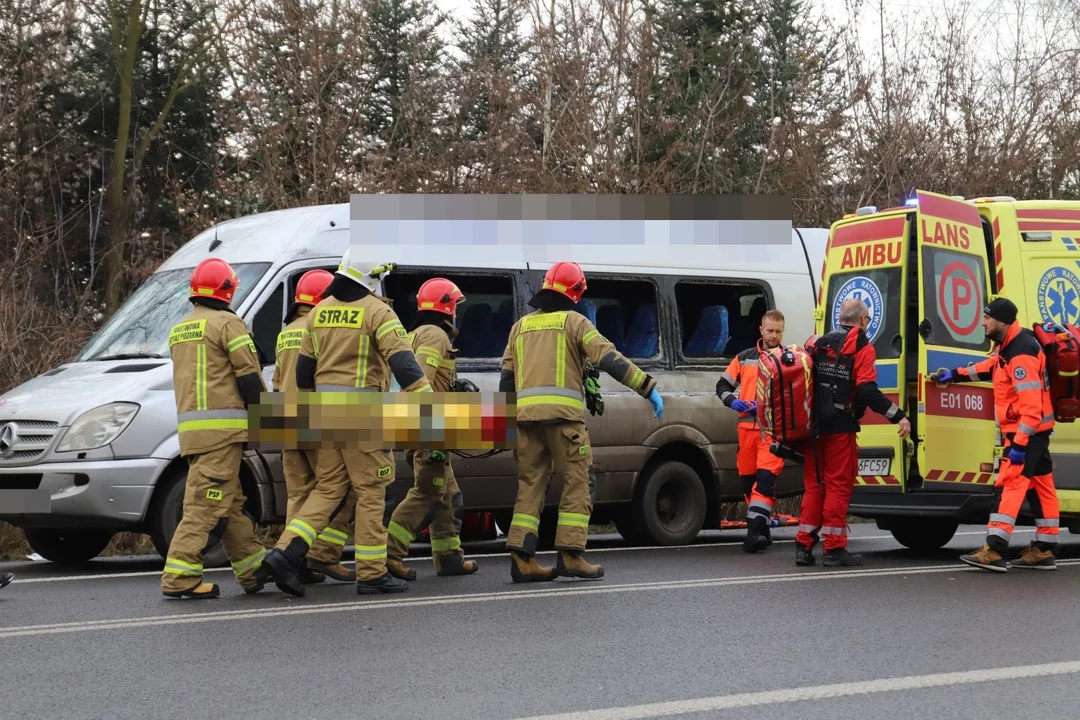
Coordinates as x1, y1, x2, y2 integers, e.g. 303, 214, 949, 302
2, 524, 1080, 720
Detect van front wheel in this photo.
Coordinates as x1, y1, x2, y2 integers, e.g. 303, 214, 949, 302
147, 465, 229, 569
889, 519, 959, 553
628, 460, 707, 546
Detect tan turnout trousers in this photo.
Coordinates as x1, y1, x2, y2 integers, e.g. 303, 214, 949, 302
505, 420, 595, 555
386, 451, 466, 565
161, 443, 267, 594
282, 448, 356, 563
277, 448, 396, 581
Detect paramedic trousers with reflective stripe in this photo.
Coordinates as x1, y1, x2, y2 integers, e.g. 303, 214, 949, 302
283, 448, 355, 565
987, 432, 1059, 552
276, 448, 396, 581
161, 443, 267, 594
386, 452, 466, 564
506, 421, 595, 554
737, 424, 783, 522
796, 432, 858, 552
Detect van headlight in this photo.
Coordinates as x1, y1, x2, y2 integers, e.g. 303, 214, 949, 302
56, 403, 140, 452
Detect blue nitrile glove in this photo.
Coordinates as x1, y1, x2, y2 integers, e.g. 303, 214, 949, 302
648, 389, 664, 418
1007, 445, 1026, 465
731, 399, 755, 413
931, 369, 953, 384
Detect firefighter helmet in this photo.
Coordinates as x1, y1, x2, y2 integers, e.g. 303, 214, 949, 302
417, 278, 465, 317
294, 269, 334, 307
542, 261, 587, 303
190, 258, 240, 305
336, 247, 395, 295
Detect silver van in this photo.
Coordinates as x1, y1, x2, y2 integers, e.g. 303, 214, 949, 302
0, 202, 827, 565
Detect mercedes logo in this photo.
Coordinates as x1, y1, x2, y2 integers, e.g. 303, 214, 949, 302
0, 423, 17, 459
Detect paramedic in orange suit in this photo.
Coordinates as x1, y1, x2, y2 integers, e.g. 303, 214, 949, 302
715, 309, 787, 553
797, 299, 910, 568
933, 297, 1059, 572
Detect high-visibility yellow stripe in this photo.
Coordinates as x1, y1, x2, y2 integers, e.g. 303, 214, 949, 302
178, 418, 249, 433
517, 395, 585, 410
228, 335, 255, 353
164, 557, 203, 576
556, 332, 566, 388
629, 368, 645, 390
231, 548, 266, 576
515, 335, 525, 391
376, 320, 404, 340
583, 329, 600, 344
387, 521, 415, 546
287, 519, 317, 546
317, 527, 349, 547
415, 346, 442, 359
311, 330, 321, 359
196, 345, 207, 411
355, 544, 387, 559
558, 511, 590, 528
431, 536, 461, 552
511, 513, 540, 531
356, 335, 369, 389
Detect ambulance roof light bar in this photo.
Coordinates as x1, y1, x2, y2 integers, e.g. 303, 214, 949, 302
972, 195, 1018, 203
855, 206, 877, 216
904, 197, 918, 207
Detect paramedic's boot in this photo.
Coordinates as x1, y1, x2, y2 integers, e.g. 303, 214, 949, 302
795, 542, 816, 566
959, 544, 1007, 573
386, 558, 417, 581
356, 572, 409, 595
263, 545, 307, 597
742, 516, 769, 554
823, 548, 864, 567
434, 553, 479, 577
307, 558, 355, 582
1009, 543, 1056, 571
163, 582, 220, 599
556, 550, 604, 580
510, 551, 556, 583
0, 572, 12, 590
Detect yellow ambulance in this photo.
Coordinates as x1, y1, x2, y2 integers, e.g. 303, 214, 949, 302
814, 189, 1080, 551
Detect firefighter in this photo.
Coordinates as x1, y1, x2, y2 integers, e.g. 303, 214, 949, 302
385, 277, 479, 581
796, 298, 910, 568
932, 297, 1060, 572
161, 258, 273, 599
499, 261, 664, 582
272, 268, 357, 585
716, 308, 787, 553
260, 252, 433, 597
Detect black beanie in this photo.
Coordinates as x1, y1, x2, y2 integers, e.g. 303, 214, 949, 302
983, 297, 1018, 325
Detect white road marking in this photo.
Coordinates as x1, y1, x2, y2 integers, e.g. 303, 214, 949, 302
510, 660, 1080, 719
5, 528, 1032, 584
1, 558, 1076, 640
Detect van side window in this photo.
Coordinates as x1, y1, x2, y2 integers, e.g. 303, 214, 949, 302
824, 268, 903, 359
572, 278, 661, 359
673, 280, 769, 359
383, 272, 516, 359
251, 281, 285, 366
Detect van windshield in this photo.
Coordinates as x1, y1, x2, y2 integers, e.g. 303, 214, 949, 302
75, 262, 271, 361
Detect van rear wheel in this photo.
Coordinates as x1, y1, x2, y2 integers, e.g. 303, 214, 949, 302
626, 460, 707, 546
147, 465, 229, 569
889, 519, 959, 553
23, 528, 115, 565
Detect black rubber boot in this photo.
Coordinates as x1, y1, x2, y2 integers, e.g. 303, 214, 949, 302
264, 545, 306, 597
795, 544, 816, 566
356, 572, 409, 594
743, 516, 770, 554
823, 548, 864, 567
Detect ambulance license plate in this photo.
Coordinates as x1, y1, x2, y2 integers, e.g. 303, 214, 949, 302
858, 458, 891, 476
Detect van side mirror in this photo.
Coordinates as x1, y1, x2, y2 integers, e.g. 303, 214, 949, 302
918, 318, 932, 340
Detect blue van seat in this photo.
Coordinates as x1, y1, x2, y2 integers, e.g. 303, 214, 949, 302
683, 305, 730, 357
622, 303, 659, 357
486, 300, 514, 356
574, 299, 598, 326
456, 303, 493, 357
597, 305, 625, 349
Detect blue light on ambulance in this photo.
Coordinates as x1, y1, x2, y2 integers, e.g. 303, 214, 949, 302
904, 197, 918, 206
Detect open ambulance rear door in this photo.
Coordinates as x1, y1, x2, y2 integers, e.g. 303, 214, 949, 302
817, 208, 911, 489
914, 190, 999, 490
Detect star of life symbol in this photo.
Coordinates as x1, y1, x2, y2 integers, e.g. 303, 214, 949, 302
1037, 266, 1080, 327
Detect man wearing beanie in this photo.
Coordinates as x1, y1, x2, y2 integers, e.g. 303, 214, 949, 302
932, 297, 1061, 571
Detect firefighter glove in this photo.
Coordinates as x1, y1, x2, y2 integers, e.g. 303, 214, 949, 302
930, 369, 954, 383
648, 389, 664, 418
731, 399, 755, 413
1007, 445, 1026, 465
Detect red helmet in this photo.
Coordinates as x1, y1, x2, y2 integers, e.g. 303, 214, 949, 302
542, 261, 587, 304
190, 258, 240, 304
295, 269, 334, 307
417, 277, 466, 316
